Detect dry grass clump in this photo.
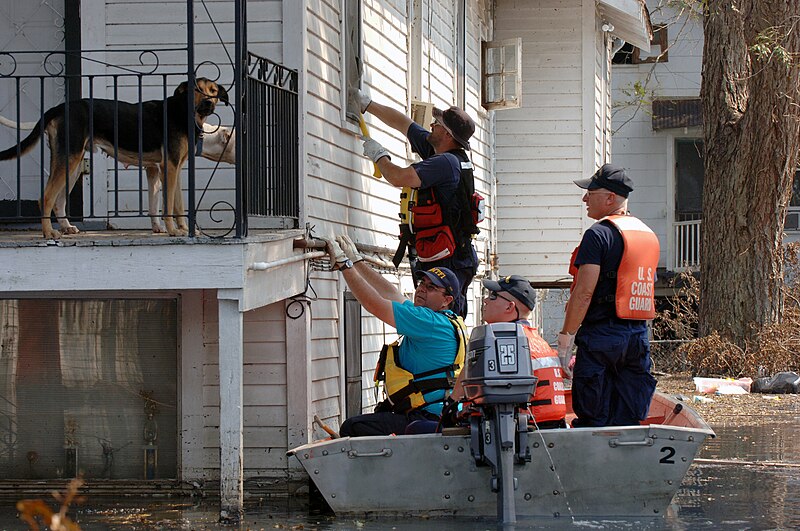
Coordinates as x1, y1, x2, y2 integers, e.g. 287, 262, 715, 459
17, 478, 84, 530
655, 249, 800, 378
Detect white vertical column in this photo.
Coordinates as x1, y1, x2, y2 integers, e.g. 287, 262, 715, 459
285, 297, 312, 480
218, 296, 244, 519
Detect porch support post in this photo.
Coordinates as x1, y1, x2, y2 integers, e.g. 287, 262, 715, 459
218, 295, 244, 521
285, 298, 312, 483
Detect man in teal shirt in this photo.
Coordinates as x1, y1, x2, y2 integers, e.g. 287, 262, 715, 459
326, 235, 466, 436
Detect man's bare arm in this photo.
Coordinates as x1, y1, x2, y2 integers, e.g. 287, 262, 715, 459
561, 264, 600, 335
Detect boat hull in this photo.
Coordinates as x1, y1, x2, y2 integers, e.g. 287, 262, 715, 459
289, 395, 715, 518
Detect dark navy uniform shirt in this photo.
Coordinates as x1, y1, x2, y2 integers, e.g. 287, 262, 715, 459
574, 220, 625, 324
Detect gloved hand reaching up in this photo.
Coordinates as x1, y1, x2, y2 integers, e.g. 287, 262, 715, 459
362, 138, 390, 163
556, 332, 575, 379
355, 88, 371, 113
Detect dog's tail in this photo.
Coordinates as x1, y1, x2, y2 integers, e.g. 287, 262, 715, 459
0, 115, 37, 131
0, 107, 60, 162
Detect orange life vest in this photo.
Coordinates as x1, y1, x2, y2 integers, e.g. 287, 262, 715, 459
522, 325, 567, 424
569, 214, 660, 320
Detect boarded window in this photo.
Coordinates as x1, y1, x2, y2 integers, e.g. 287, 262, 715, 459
0, 299, 177, 480
482, 38, 522, 110
344, 0, 363, 123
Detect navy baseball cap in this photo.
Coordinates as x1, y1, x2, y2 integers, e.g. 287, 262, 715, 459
574, 164, 634, 198
482, 275, 536, 310
432, 106, 475, 151
416, 266, 461, 297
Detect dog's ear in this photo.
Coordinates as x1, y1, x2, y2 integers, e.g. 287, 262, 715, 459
217, 84, 230, 106
174, 81, 189, 96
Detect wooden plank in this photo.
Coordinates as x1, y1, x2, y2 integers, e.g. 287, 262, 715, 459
203, 405, 288, 427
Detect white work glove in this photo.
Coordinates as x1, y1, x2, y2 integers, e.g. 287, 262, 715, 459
355, 88, 371, 113
556, 332, 575, 379
336, 234, 364, 263
362, 138, 390, 163
322, 237, 349, 271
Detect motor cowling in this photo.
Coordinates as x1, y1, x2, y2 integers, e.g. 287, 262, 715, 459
461, 322, 537, 406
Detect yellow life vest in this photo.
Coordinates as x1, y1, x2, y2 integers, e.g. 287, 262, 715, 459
374, 312, 467, 414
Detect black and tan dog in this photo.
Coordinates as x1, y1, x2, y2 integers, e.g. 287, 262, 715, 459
0, 78, 228, 238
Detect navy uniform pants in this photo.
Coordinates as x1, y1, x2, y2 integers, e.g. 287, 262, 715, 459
571, 319, 657, 428
340, 409, 440, 437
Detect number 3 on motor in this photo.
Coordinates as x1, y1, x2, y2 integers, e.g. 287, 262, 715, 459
659, 446, 675, 464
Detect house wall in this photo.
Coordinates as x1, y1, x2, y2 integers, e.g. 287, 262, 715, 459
610, 3, 704, 267
302, 0, 493, 421
493, 0, 609, 283
194, 290, 289, 479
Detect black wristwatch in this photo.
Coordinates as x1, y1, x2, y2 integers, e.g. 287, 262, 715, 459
338, 259, 354, 271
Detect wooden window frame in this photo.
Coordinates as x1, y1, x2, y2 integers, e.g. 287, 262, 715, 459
481, 38, 522, 111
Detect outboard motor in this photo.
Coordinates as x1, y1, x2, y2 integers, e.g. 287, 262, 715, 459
461, 322, 537, 525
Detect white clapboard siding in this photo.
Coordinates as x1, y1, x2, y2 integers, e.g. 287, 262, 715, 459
494, 0, 603, 282
307, 274, 343, 425
201, 291, 288, 478
610, 1, 705, 269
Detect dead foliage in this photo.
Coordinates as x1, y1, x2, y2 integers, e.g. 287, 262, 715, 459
654, 246, 800, 377
17, 478, 84, 531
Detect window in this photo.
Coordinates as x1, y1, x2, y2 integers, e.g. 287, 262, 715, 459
481, 38, 522, 110
613, 24, 669, 65
675, 139, 704, 221
0, 299, 177, 480
343, 0, 362, 123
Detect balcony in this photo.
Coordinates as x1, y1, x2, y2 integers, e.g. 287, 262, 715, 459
673, 218, 701, 271
0, 50, 298, 240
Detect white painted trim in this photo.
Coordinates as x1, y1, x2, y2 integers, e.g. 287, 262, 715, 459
582, 1, 598, 233
79, 0, 110, 218
666, 132, 676, 270
283, 0, 308, 228
408, 0, 423, 100
337, 277, 347, 426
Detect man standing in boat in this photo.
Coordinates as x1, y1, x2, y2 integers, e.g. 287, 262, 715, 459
354, 89, 480, 318
557, 164, 659, 427
324, 234, 467, 436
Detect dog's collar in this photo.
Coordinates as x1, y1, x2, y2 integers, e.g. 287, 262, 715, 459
194, 124, 204, 156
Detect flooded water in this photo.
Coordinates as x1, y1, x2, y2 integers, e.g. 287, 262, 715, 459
3, 422, 798, 530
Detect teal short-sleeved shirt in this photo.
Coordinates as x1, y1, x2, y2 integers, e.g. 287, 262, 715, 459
391, 300, 459, 415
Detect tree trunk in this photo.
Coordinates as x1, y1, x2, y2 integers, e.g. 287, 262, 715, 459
700, 1, 800, 347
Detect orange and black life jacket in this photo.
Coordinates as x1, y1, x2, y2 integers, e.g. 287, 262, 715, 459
522, 325, 567, 424
569, 214, 660, 320
393, 149, 483, 266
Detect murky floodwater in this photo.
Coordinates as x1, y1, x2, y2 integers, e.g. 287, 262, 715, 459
3, 421, 798, 530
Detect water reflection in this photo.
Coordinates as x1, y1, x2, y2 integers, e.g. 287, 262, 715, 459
2, 423, 798, 530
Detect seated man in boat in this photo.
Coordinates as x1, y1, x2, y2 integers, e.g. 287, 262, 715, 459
439, 275, 567, 430
479, 275, 567, 428
325, 234, 467, 437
